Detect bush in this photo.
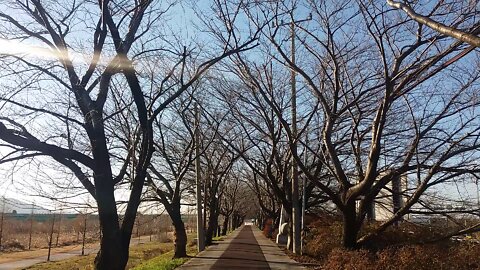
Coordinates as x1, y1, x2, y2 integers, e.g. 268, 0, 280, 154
322, 248, 376, 270
301, 215, 480, 270
156, 232, 172, 243
304, 216, 343, 259
262, 218, 273, 238
2, 239, 25, 251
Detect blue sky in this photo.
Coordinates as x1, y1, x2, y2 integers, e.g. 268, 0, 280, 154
0, 0, 479, 214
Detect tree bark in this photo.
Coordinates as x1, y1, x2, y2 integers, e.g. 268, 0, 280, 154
93, 180, 125, 270
91, 150, 126, 270
221, 215, 229, 235
205, 201, 219, 246
171, 210, 188, 258
342, 202, 359, 249
205, 214, 219, 245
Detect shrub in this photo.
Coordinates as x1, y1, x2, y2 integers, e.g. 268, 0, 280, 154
2, 239, 25, 251
304, 218, 343, 259
322, 248, 376, 270
301, 215, 480, 270
262, 218, 273, 238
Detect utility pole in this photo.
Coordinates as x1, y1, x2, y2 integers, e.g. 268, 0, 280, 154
272, 8, 311, 255
289, 11, 312, 255
301, 131, 308, 255
0, 197, 5, 252
195, 103, 205, 252
476, 179, 480, 211
290, 17, 301, 254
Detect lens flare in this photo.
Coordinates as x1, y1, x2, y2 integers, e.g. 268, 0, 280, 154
0, 38, 63, 60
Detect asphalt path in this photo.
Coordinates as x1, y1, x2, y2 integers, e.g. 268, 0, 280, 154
178, 225, 305, 270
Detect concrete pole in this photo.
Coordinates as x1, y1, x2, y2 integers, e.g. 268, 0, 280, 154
195, 103, 205, 252
290, 20, 301, 255
301, 133, 308, 255
476, 179, 480, 210
0, 197, 4, 252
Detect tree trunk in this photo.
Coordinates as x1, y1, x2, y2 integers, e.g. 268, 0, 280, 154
205, 215, 218, 246
233, 213, 241, 228
221, 215, 229, 235
93, 179, 126, 270
342, 202, 359, 249
205, 202, 219, 246
171, 210, 188, 258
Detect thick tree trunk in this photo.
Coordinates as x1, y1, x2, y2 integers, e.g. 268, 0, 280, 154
233, 213, 242, 228
93, 181, 126, 270
88, 123, 129, 270
342, 202, 359, 249
221, 215, 229, 235
205, 214, 218, 246
171, 210, 188, 258
232, 214, 239, 229
205, 202, 219, 246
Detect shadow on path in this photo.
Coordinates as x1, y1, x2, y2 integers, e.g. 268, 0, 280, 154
179, 225, 306, 270
210, 226, 269, 269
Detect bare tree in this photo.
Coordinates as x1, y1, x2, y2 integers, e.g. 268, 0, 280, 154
145, 93, 198, 258
0, 1, 260, 269
220, 171, 260, 235
200, 123, 238, 246
213, 54, 329, 243
233, 0, 480, 249
219, 174, 241, 235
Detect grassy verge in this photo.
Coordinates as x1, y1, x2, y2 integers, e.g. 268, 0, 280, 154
211, 235, 225, 241
132, 231, 239, 270
26, 241, 176, 270
212, 229, 235, 242
131, 245, 197, 270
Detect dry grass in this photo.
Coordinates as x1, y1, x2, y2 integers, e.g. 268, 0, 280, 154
131, 245, 198, 270
0, 214, 184, 253
0, 216, 100, 252
294, 215, 480, 270
25, 242, 176, 270
23, 233, 197, 270
0, 243, 97, 264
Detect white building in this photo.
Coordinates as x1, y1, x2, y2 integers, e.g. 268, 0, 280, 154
359, 174, 408, 221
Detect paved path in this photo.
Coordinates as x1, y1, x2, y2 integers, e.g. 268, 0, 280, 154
0, 235, 154, 270
179, 225, 305, 270
0, 246, 97, 270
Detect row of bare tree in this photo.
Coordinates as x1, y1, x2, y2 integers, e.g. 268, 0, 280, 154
0, 0, 259, 269
224, 0, 480, 250
0, 0, 480, 269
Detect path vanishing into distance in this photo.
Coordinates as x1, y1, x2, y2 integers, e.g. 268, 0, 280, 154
0, 235, 153, 270
179, 225, 306, 270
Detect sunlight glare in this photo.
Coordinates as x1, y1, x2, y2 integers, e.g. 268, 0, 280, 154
0, 38, 63, 61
